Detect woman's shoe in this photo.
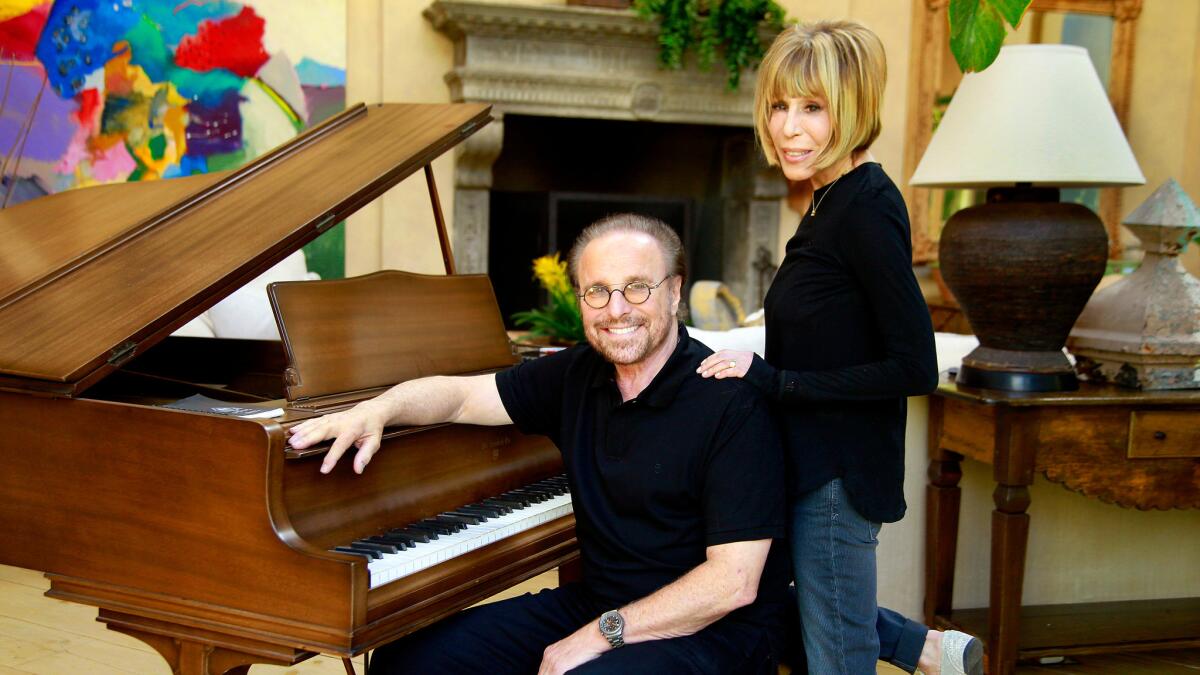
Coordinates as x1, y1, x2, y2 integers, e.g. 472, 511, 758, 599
940, 630, 983, 675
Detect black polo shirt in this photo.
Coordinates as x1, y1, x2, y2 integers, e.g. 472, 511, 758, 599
495, 325, 788, 630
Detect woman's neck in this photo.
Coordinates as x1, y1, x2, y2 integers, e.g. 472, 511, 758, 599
811, 151, 871, 190
811, 157, 853, 190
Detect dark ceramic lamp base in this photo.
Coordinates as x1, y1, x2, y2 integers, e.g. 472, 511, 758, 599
939, 187, 1108, 393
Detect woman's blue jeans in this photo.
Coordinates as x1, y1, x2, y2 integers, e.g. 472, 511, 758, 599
791, 478, 925, 674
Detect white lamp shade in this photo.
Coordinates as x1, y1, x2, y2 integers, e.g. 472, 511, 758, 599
910, 44, 1144, 189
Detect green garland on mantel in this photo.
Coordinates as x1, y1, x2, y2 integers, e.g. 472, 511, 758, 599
633, 0, 786, 90
633, 0, 1033, 91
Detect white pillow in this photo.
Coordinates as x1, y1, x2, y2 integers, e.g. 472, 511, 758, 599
204, 251, 320, 340
173, 313, 217, 338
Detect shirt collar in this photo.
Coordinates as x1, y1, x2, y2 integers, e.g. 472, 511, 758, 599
587, 324, 694, 408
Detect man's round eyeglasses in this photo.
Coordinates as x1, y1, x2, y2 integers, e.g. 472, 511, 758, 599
578, 275, 674, 309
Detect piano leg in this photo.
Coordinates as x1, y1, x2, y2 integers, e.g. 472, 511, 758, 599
98, 609, 316, 675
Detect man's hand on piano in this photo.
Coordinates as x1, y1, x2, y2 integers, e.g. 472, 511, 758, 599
286, 400, 391, 474
538, 621, 609, 675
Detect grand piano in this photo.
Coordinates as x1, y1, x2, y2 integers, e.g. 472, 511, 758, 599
0, 103, 578, 674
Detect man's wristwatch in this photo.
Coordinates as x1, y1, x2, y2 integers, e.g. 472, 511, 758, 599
598, 609, 625, 648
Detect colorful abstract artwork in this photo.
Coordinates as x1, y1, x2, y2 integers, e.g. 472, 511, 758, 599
0, 0, 346, 275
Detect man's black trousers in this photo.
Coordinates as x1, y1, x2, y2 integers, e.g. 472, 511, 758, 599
367, 582, 779, 674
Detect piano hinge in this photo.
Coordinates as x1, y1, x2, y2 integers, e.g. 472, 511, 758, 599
284, 366, 302, 388
314, 213, 337, 233
107, 341, 138, 367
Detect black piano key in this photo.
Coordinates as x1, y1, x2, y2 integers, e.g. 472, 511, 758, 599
366, 534, 412, 550
434, 515, 470, 530
424, 518, 461, 533
440, 513, 481, 526
500, 492, 534, 506
531, 482, 565, 496
333, 546, 374, 561
411, 521, 452, 536
485, 498, 524, 511
353, 540, 400, 554
390, 527, 433, 542
343, 545, 384, 560
476, 500, 511, 515
509, 489, 548, 503
452, 507, 493, 520
464, 504, 503, 517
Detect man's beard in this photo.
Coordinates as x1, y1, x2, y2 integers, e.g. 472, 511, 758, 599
585, 310, 674, 365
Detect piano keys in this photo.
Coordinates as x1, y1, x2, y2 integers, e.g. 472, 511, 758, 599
335, 475, 572, 587
0, 103, 578, 675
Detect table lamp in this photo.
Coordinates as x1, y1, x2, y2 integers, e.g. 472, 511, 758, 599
911, 44, 1144, 392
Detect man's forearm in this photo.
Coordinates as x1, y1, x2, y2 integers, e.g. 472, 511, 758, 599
620, 540, 771, 644
369, 376, 475, 427
362, 373, 509, 428
536, 542, 771, 675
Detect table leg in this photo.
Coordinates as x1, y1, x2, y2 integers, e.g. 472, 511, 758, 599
988, 408, 1039, 675
925, 395, 964, 627
925, 451, 963, 626
989, 484, 1030, 675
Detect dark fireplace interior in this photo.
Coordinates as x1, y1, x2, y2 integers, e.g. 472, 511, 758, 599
488, 114, 756, 327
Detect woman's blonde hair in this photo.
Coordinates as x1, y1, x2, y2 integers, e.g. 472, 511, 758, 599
753, 20, 886, 171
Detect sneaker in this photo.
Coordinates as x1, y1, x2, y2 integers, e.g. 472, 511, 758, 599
941, 630, 983, 675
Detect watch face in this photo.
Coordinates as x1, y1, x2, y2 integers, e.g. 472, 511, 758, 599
599, 611, 623, 635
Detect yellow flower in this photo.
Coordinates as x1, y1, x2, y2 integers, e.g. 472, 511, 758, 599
532, 253, 572, 299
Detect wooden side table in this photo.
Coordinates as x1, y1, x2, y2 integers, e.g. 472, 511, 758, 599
925, 376, 1200, 674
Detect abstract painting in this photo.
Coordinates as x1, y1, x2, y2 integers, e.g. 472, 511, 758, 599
0, 0, 346, 276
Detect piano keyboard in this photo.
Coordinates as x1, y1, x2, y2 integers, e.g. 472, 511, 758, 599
331, 476, 573, 587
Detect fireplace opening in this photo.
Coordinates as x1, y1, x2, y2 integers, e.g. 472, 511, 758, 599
487, 114, 755, 328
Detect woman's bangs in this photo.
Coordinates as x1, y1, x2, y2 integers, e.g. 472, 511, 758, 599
770, 48, 823, 103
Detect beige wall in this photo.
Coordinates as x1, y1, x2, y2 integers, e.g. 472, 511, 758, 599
1187, 6, 1200, 202
346, 0, 453, 276
1125, 0, 1200, 215
346, 0, 1200, 618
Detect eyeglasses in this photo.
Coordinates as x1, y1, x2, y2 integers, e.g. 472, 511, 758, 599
578, 275, 673, 309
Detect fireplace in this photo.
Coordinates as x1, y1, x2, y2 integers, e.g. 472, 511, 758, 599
425, 0, 785, 315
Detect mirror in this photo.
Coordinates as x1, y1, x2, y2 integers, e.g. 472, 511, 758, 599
903, 0, 1143, 263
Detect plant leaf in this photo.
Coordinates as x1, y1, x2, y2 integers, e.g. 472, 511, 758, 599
989, 0, 1032, 28
948, 0, 1006, 73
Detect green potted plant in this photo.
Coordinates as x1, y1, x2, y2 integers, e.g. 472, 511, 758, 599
511, 253, 586, 345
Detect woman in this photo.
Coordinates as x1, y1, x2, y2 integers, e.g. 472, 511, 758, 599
698, 21, 980, 675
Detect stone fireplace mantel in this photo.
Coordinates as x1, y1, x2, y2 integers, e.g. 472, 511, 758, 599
425, 0, 784, 308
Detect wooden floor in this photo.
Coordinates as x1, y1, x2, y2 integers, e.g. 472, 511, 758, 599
2, 563, 1197, 674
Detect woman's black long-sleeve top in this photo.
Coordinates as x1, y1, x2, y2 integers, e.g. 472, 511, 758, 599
743, 162, 938, 523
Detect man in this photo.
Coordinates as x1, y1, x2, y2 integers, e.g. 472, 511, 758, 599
288, 213, 789, 674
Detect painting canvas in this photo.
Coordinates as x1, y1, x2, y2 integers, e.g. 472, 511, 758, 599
0, 0, 347, 277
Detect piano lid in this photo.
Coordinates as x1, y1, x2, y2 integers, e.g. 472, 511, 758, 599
0, 103, 492, 396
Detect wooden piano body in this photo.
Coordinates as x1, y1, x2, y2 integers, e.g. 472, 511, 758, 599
0, 104, 577, 674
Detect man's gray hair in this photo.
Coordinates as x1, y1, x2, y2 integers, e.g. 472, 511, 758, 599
566, 213, 688, 289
